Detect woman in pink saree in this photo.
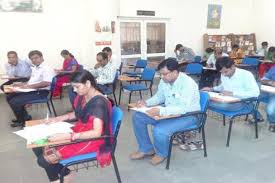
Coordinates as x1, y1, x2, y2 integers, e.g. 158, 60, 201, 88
53, 50, 79, 97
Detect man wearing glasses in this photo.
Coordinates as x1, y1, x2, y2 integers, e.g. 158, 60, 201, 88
130, 58, 200, 165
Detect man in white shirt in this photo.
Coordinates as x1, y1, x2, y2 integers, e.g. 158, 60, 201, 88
0, 51, 31, 91
90, 52, 116, 93
6, 50, 55, 127
202, 57, 260, 111
206, 48, 229, 69
102, 47, 121, 71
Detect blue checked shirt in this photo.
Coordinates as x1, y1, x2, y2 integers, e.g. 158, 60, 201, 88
5, 59, 31, 78
146, 72, 200, 116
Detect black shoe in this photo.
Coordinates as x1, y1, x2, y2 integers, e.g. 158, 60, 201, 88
12, 119, 19, 123
10, 122, 23, 128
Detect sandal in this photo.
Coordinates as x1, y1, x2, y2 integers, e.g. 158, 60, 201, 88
130, 151, 155, 160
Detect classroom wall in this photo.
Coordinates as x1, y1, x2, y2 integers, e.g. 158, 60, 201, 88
253, 0, 275, 48
0, 0, 119, 75
119, 0, 254, 57
0, 0, 257, 75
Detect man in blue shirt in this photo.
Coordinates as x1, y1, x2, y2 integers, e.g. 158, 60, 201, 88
130, 58, 200, 165
260, 66, 275, 131
1, 51, 31, 91
202, 57, 260, 111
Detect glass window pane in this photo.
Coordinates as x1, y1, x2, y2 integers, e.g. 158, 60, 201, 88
147, 23, 166, 54
120, 22, 141, 55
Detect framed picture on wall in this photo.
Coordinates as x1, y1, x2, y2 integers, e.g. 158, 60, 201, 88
0, 0, 42, 12
207, 4, 222, 29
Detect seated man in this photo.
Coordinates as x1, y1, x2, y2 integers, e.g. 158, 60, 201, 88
199, 48, 228, 88
0, 51, 31, 91
202, 57, 260, 111
6, 50, 55, 127
174, 44, 196, 63
256, 41, 268, 57
130, 58, 200, 165
229, 44, 244, 65
260, 66, 275, 131
90, 52, 116, 92
102, 47, 121, 71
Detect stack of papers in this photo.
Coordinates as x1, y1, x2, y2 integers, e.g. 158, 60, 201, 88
130, 106, 162, 113
13, 87, 37, 92
208, 92, 240, 103
14, 122, 74, 144
261, 85, 275, 93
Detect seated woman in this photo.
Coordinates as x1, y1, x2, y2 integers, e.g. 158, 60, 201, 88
33, 70, 112, 183
53, 50, 79, 97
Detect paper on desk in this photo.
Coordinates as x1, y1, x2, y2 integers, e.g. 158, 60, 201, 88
130, 106, 162, 113
13, 87, 37, 92
261, 85, 275, 93
14, 122, 74, 144
208, 92, 240, 102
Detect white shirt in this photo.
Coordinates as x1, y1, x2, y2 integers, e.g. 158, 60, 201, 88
207, 53, 229, 69
90, 62, 116, 85
213, 68, 260, 98
28, 62, 56, 90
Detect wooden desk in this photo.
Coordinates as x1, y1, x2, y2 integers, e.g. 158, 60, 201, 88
3, 85, 14, 93
118, 75, 140, 82
128, 103, 181, 120
207, 92, 241, 103
261, 85, 275, 94
3, 85, 36, 93
259, 60, 274, 64
25, 119, 71, 149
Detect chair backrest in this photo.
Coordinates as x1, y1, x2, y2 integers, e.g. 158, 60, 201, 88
78, 64, 84, 71
199, 91, 210, 113
118, 62, 123, 74
112, 71, 119, 90
194, 56, 202, 63
141, 68, 156, 81
186, 63, 203, 75
111, 106, 123, 137
242, 57, 259, 66
135, 59, 147, 69
49, 76, 58, 98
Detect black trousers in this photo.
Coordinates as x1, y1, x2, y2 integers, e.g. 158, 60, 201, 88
33, 148, 70, 182
6, 90, 49, 125
0, 78, 29, 91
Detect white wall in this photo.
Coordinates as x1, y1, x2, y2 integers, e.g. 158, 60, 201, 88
0, 0, 119, 74
253, 0, 275, 48
119, 0, 254, 56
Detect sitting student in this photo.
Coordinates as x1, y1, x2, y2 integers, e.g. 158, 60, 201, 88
229, 44, 245, 64
102, 47, 120, 71
259, 49, 275, 78
199, 48, 228, 88
256, 41, 268, 57
206, 48, 228, 69
174, 44, 196, 62
90, 52, 116, 92
265, 46, 275, 60
130, 58, 200, 165
33, 70, 112, 183
202, 47, 215, 62
202, 57, 260, 111
260, 66, 275, 131
6, 50, 55, 127
0, 51, 31, 91
53, 50, 80, 97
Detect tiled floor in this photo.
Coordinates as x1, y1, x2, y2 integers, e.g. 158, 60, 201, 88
0, 87, 275, 183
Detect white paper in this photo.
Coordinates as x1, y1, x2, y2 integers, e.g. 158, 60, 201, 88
14, 87, 37, 92
261, 85, 275, 93
130, 106, 162, 113
208, 92, 240, 102
14, 122, 74, 144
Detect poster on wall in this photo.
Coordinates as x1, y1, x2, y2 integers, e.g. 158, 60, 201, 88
207, 4, 222, 29
0, 0, 42, 12
94, 20, 115, 46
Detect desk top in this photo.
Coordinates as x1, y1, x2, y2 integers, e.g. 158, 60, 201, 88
25, 119, 71, 149
128, 103, 181, 120
207, 92, 241, 103
259, 60, 274, 63
119, 75, 140, 81
203, 67, 216, 71
261, 85, 275, 94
